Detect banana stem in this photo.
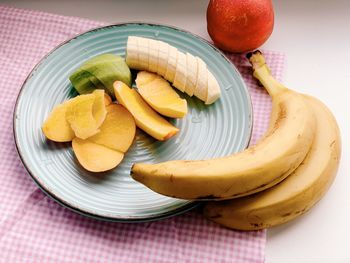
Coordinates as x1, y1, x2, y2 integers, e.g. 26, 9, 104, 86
247, 51, 286, 97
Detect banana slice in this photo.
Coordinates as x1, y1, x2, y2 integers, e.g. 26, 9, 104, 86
157, 40, 169, 77
185, 52, 197, 96
173, 51, 187, 92
137, 37, 149, 70
206, 71, 221, 104
148, 39, 159, 73
125, 36, 139, 69
193, 57, 208, 101
165, 45, 178, 83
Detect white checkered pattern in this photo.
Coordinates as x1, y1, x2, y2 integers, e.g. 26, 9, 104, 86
0, 5, 285, 263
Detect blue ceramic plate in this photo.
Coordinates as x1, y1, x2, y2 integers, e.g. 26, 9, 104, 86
14, 23, 252, 222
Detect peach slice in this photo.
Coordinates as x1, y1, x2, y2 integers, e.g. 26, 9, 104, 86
88, 104, 136, 152
135, 71, 187, 118
72, 103, 136, 172
42, 100, 75, 142
72, 138, 124, 172
114, 81, 179, 141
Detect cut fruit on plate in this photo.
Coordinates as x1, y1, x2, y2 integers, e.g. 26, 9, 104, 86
42, 100, 75, 142
136, 71, 188, 118
72, 138, 124, 172
194, 57, 208, 102
148, 39, 159, 73
87, 104, 136, 152
125, 36, 139, 69
42, 90, 108, 142
185, 52, 198, 97
92, 89, 108, 128
173, 51, 187, 92
69, 70, 96, 95
164, 45, 178, 83
65, 91, 107, 140
72, 103, 136, 172
157, 40, 169, 77
137, 37, 149, 71
114, 81, 179, 141
83, 55, 132, 97
69, 53, 132, 97
125, 36, 221, 104
206, 71, 221, 105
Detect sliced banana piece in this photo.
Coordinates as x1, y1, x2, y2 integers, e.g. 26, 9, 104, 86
173, 51, 187, 92
137, 37, 149, 70
193, 57, 208, 102
165, 45, 178, 83
206, 71, 221, 104
148, 39, 159, 73
185, 52, 197, 97
125, 36, 139, 69
157, 40, 169, 77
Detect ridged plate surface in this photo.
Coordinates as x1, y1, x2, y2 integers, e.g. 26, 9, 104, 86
14, 23, 252, 222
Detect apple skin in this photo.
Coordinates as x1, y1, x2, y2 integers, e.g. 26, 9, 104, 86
207, 0, 274, 53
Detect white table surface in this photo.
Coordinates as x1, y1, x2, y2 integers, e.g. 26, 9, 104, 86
2, 0, 350, 262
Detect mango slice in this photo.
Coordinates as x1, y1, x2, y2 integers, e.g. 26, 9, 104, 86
65, 90, 107, 140
72, 104, 136, 172
72, 138, 124, 172
135, 71, 187, 118
114, 81, 179, 141
42, 100, 75, 142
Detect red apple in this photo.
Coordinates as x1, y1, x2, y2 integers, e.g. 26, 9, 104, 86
207, 0, 274, 53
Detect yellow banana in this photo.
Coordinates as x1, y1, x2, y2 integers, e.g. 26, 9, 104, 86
203, 95, 341, 230
131, 51, 316, 200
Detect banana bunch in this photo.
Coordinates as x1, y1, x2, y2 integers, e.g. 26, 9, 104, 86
131, 51, 341, 230
126, 36, 221, 104
202, 52, 342, 230
203, 94, 341, 230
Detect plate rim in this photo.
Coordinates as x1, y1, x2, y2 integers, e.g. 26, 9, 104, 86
13, 22, 253, 222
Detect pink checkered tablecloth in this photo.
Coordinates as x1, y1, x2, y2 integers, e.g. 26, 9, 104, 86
0, 5, 285, 263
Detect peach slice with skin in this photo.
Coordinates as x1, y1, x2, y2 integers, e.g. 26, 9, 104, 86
72, 103, 136, 172
135, 71, 187, 118
113, 81, 179, 141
